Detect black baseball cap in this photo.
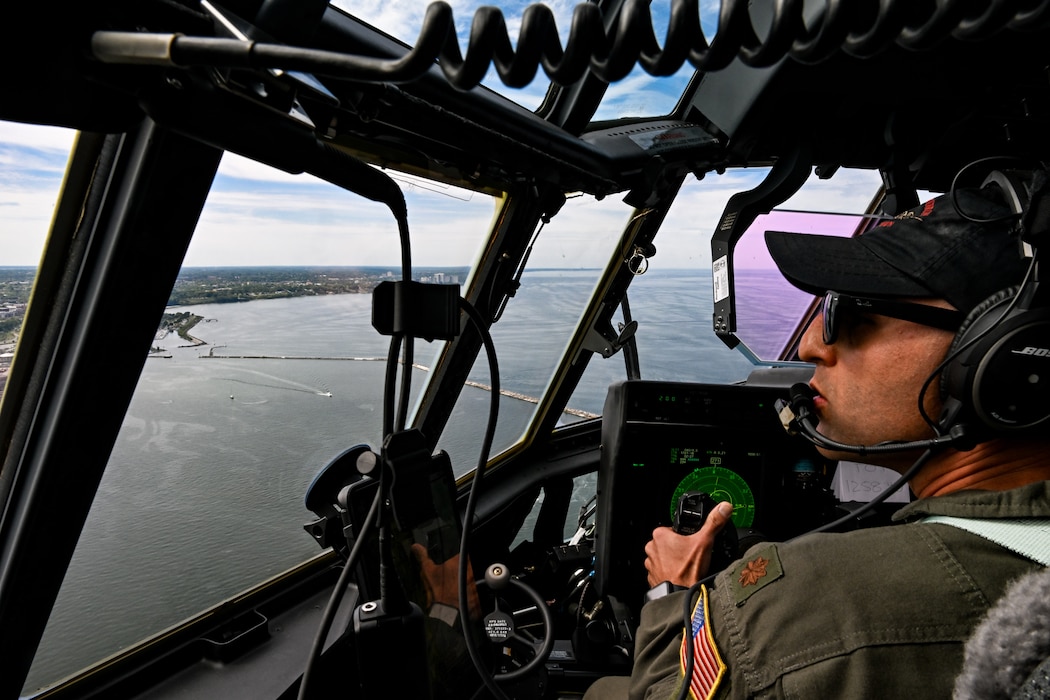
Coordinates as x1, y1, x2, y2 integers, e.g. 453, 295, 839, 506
765, 187, 1029, 313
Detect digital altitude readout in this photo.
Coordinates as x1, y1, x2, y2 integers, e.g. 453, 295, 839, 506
670, 466, 756, 528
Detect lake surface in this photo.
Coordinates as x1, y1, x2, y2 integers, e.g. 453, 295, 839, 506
24, 268, 786, 693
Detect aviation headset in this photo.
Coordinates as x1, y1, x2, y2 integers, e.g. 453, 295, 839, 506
938, 167, 1050, 441
780, 165, 1050, 456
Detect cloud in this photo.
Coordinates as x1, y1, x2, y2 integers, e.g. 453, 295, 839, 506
326, 0, 570, 106
598, 67, 691, 120
0, 124, 77, 265
781, 168, 883, 212
0, 123, 76, 153
523, 193, 634, 267
190, 153, 639, 268
638, 167, 882, 272
185, 162, 499, 267
327, 0, 697, 112
0, 124, 883, 270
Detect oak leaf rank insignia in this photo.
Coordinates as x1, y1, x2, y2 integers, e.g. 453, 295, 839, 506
738, 556, 769, 587
729, 545, 784, 606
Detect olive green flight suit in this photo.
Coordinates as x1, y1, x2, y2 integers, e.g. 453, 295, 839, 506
585, 482, 1050, 699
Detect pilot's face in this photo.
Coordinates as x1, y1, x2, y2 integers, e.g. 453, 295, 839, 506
797, 297, 957, 471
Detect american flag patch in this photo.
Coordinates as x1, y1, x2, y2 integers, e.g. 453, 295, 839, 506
679, 585, 726, 700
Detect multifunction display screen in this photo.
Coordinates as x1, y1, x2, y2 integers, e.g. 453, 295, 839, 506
594, 380, 830, 613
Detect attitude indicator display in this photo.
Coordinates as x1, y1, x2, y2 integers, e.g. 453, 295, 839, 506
670, 466, 756, 528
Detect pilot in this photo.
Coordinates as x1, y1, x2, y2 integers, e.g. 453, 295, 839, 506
584, 184, 1050, 699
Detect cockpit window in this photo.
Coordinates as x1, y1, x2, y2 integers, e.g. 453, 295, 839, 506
0, 123, 75, 405
565, 173, 762, 423
730, 168, 885, 360
560, 168, 885, 425
437, 193, 633, 474
24, 153, 498, 693
732, 210, 870, 360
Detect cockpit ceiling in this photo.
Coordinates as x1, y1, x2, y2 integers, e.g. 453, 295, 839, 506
695, 30, 1050, 192
4, 1, 1050, 194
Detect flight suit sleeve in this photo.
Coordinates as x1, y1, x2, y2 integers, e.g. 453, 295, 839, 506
582, 592, 690, 700
631, 592, 692, 700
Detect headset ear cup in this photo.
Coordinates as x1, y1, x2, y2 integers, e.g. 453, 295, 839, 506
942, 285, 1050, 434
945, 287, 1019, 367
941, 288, 1018, 422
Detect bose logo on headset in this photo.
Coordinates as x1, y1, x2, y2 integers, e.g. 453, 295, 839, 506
1012, 346, 1050, 357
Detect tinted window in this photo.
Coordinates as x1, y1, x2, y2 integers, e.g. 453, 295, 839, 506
563, 168, 883, 420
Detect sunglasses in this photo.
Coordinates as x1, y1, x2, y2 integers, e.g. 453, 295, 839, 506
821, 291, 965, 345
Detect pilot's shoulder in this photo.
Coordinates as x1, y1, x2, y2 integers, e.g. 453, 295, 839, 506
716, 525, 926, 605
706, 527, 984, 696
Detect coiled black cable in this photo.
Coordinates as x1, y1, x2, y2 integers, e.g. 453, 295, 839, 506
431, 0, 1050, 81
96, 0, 1050, 91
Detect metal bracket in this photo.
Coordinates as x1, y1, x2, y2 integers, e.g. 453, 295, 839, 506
710, 143, 813, 349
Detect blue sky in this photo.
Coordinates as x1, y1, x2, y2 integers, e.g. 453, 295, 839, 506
0, 2, 880, 269
331, 0, 703, 117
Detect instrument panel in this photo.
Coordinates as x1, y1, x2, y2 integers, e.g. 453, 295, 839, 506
593, 380, 833, 613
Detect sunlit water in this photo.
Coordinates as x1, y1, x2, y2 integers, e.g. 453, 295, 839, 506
24, 269, 787, 693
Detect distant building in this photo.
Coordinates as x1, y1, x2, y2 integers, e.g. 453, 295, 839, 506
419, 272, 461, 285
0, 303, 26, 319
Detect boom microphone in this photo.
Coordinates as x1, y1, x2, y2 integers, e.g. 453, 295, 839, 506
775, 383, 966, 456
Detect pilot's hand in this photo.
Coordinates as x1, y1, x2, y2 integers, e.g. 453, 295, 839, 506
644, 501, 733, 588
410, 543, 482, 621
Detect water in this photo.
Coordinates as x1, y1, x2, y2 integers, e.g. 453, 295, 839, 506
23, 269, 773, 693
